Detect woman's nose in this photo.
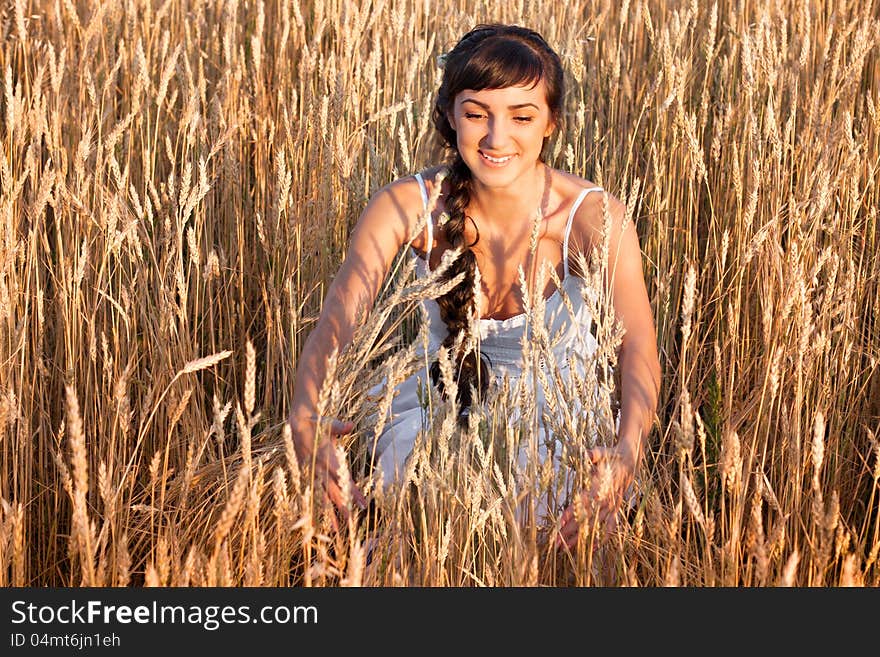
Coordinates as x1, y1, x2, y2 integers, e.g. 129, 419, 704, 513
482, 117, 510, 150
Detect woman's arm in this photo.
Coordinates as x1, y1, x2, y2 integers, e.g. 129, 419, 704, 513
600, 193, 662, 469
288, 176, 426, 508
557, 188, 661, 546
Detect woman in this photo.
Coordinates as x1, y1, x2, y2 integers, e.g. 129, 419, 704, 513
288, 24, 661, 549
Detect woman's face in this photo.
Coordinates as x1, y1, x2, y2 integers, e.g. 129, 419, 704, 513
447, 79, 555, 189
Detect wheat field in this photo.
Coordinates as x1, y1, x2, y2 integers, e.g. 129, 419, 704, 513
0, 0, 878, 587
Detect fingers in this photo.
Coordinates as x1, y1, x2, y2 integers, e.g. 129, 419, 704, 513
556, 514, 582, 549
555, 525, 573, 550
293, 417, 368, 528
323, 478, 369, 541
314, 439, 341, 482
351, 482, 367, 511
556, 506, 601, 549
604, 507, 619, 536
325, 478, 350, 522
319, 445, 367, 516
558, 503, 573, 527
329, 419, 355, 435
555, 494, 594, 549
326, 476, 367, 513
304, 420, 353, 480
322, 420, 366, 511
291, 416, 353, 458
555, 482, 623, 550
324, 490, 341, 533
556, 504, 616, 550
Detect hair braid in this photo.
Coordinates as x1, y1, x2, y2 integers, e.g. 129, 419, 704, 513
428, 156, 489, 425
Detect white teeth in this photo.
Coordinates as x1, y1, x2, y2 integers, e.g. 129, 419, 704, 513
482, 152, 513, 163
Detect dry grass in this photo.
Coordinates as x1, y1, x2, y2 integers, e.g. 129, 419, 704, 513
0, 0, 878, 586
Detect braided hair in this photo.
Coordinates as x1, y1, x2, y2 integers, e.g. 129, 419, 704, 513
429, 25, 565, 425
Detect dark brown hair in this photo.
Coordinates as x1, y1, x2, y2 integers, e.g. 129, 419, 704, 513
429, 25, 565, 425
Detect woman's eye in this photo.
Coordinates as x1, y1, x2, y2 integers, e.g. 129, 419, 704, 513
514, 116, 534, 123
465, 113, 485, 120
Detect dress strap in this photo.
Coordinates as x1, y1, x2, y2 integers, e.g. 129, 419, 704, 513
414, 172, 433, 273
563, 186, 603, 278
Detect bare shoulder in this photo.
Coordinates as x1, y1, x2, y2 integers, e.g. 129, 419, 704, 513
332, 172, 435, 308
554, 170, 626, 276
416, 164, 449, 195
365, 173, 423, 223
558, 171, 624, 241
360, 167, 446, 254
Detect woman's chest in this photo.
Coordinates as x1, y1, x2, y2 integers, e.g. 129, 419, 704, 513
428, 224, 570, 321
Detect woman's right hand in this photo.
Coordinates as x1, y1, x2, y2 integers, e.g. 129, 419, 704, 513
288, 413, 367, 520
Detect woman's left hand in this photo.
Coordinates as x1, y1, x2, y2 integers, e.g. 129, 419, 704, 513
555, 444, 637, 550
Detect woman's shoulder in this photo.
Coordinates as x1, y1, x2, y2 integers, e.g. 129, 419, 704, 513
551, 168, 623, 217
549, 168, 626, 260
365, 166, 447, 254
399, 164, 448, 209
550, 168, 606, 199
377, 166, 448, 199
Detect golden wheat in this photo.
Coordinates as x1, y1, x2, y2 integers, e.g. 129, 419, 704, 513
0, 0, 876, 587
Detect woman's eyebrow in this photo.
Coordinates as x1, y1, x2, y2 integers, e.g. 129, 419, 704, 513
461, 98, 540, 110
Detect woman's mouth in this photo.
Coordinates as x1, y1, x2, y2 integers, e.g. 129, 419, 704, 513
479, 150, 517, 167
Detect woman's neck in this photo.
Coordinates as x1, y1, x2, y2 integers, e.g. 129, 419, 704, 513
466, 162, 549, 228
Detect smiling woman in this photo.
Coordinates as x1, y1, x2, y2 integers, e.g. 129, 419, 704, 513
456, 90, 553, 171
288, 24, 661, 550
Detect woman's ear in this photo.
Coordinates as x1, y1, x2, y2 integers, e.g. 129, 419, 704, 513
446, 108, 457, 131
544, 118, 556, 139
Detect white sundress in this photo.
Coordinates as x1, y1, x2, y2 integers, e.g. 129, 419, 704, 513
366, 172, 620, 519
